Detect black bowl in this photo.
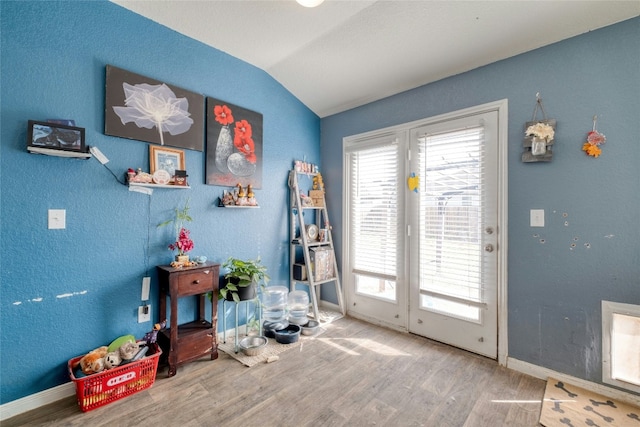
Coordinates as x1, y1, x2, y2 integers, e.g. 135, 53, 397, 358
274, 324, 301, 344
263, 320, 289, 338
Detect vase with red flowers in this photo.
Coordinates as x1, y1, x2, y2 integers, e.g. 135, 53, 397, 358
158, 198, 194, 266
212, 104, 257, 177
169, 227, 194, 265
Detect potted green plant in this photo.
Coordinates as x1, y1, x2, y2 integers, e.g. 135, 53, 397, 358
219, 256, 270, 302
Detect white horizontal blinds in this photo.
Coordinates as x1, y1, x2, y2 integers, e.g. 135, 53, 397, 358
349, 141, 399, 281
418, 126, 485, 304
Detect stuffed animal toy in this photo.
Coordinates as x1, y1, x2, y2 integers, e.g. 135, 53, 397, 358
76, 346, 108, 375
104, 351, 122, 369
142, 319, 167, 344
118, 341, 139, 361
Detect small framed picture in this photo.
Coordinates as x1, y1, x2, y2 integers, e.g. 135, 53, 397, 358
27, 120, 86, 152
149, 145, 185, 180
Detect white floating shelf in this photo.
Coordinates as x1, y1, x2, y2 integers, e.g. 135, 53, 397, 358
27, 146, 91, 159
128, 182, 190, 190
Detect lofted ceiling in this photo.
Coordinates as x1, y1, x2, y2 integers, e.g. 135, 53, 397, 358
111, 1, 639, 118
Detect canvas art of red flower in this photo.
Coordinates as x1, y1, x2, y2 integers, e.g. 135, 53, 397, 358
214, 104, 258, 165
168, 227, 194, 255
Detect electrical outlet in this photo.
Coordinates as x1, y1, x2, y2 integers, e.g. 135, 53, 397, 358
530, 209, 545, 227
138, 305, 151, 323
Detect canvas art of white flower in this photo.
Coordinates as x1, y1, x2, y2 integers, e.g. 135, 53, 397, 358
113, 83, 194, 146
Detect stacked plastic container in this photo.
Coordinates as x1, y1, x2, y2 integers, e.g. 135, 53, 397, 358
261, 286, 288, 324
288, 290, 309, 325
261, 287, 310, 342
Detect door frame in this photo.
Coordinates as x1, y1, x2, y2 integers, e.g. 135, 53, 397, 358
342, 99, 509, 365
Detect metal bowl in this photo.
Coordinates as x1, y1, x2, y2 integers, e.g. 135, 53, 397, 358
301, 320, 320, 336
238, 336, 268, 356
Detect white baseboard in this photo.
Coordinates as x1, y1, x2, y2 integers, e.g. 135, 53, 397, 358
0, 382, 75, 421
507, 357, 640, 407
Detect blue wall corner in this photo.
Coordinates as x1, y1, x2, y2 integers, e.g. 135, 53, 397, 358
0, 1, 319, 403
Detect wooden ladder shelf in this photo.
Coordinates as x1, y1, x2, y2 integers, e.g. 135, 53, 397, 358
288, 170, 345, 322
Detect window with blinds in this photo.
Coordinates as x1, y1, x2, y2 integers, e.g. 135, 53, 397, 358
418, 126, 485, 321
348, 140, 400, 301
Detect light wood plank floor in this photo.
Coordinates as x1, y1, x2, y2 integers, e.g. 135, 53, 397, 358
4, 316, 546, 426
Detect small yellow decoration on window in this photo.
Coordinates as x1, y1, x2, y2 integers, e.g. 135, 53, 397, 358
407, 173, 419, 192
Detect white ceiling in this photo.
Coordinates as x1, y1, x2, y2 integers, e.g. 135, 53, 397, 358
111, 1, 639, 118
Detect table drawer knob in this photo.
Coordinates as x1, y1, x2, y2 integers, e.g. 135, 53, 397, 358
193, 280, 200, 284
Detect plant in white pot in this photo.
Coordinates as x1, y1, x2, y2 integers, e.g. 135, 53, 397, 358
219, 256, 270, 303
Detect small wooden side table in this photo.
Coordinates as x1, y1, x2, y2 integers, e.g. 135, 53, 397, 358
156, 262, 219, 377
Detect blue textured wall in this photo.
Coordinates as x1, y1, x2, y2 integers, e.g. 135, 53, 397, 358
0, 1, 319, 403
322, 18, 639, 390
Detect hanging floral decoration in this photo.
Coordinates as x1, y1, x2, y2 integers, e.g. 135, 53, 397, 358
525, 122, 555, 142
522, 93, 556, 162
582, 116, 606, 158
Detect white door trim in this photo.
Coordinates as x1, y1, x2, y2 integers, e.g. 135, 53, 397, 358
496, 99, 509, 366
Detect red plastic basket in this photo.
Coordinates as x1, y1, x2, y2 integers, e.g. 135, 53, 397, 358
68, 345, 161, 412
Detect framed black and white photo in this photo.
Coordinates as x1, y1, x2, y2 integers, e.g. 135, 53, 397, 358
27, 120, 86, 153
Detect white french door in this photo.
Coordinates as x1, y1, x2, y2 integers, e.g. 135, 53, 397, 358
343, 101, 507, 359
408, 111, 499, 358
343, 132, 407, 329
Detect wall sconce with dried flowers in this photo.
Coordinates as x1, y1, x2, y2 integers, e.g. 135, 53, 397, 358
522, 93, 556, 163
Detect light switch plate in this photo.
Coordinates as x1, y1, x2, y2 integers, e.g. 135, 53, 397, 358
530, 209, 544, 227
48, 209, 66, 229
